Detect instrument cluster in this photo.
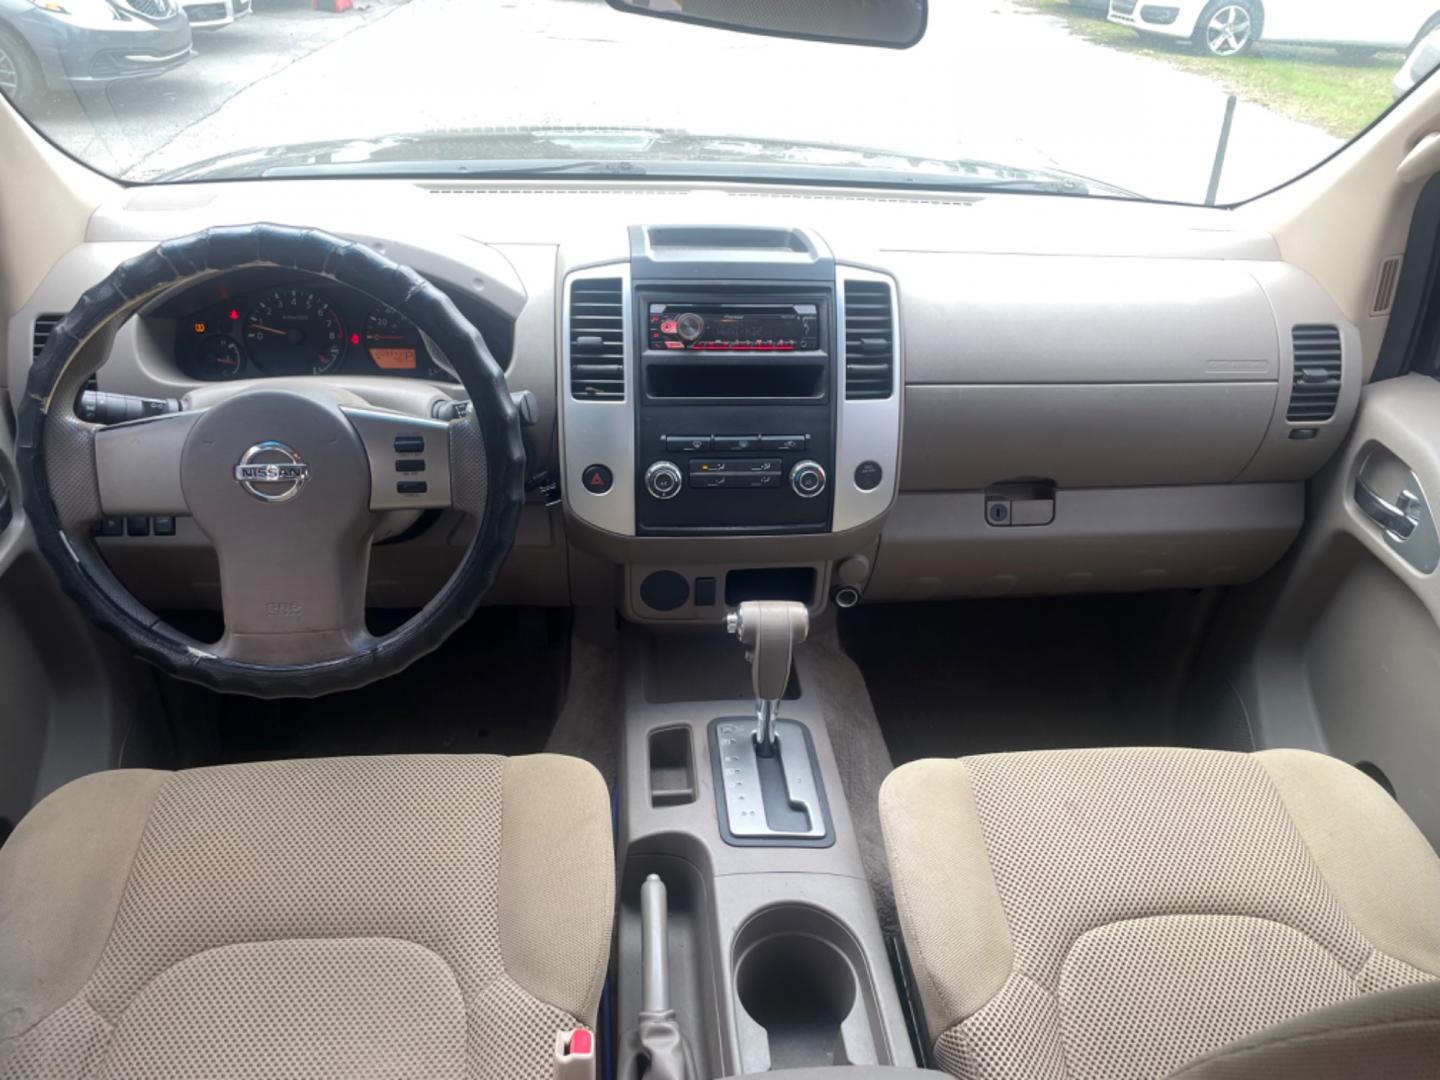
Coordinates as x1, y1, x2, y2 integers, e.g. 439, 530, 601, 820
173, 278, 454, 383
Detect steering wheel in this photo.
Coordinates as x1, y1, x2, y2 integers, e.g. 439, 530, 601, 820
15, 224, 525, 698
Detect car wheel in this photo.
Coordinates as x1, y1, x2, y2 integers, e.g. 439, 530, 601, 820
1193, 0, 1260, 58
0, 28, 40, 109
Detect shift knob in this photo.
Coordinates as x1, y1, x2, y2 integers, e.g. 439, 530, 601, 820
727, 600, 809, 704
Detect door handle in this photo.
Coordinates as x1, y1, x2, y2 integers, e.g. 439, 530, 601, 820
1355, 477, 1420, 540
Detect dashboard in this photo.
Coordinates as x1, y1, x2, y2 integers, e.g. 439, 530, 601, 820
1, 181, 1365, 624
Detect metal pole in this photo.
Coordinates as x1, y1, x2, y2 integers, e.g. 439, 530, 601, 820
1205, 95, 1238, 207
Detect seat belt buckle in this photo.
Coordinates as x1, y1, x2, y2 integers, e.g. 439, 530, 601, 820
554, 1028, 596, 1080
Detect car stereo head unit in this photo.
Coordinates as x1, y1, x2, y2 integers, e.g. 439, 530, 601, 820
648, 301, 820, 353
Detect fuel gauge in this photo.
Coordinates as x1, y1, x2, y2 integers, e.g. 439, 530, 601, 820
196, 335, 245, 380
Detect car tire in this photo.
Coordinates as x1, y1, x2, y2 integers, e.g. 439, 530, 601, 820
1192, 0, 1261, 58
0, 27, 40, 109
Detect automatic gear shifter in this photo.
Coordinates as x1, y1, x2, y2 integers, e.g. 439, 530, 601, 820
726, 600, 809, 754
712, 601, 831, 844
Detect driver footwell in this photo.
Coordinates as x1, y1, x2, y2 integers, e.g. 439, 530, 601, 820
156, 606, 571, 767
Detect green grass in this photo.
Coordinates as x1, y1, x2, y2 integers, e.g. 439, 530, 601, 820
1019, 0, 1400, 136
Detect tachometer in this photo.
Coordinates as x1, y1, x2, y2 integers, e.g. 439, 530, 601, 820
243, 288, 347, 375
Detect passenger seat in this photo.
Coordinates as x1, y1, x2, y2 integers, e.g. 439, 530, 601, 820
879, 747, 1440, 1078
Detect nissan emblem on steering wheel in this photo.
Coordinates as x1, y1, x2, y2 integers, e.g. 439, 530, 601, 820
234, 440, 310, 502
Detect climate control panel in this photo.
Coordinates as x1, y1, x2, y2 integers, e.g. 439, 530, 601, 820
636, 413, 834, 536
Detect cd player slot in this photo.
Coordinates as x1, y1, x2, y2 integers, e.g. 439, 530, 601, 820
646, 360, 826, 401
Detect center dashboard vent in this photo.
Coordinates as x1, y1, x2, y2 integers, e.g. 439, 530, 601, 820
569, 279, 625, 400
1287, 324, 1343, 422
843, 280, 894, 400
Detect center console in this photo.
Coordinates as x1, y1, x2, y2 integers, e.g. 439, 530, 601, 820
614, 615, 921, 1077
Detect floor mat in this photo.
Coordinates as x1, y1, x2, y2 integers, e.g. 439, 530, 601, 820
161, 607, 571, 767
838, 592, 1213, 765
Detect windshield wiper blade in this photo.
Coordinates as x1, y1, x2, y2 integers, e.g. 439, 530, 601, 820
260, 158, 650, 178
257, 157, 1098, 194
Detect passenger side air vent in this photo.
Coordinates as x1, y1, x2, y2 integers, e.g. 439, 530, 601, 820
32, 314, 63, 360
1287, 325, 1343, 422
569, 278, 625, 400
843, 280, 894, 400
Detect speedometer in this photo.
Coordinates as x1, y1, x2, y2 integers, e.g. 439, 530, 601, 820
363, 304, 422, 372
242, 288, 347, 375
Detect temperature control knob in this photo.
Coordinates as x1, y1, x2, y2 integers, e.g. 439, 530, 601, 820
790, 460, 827, 498
645, 460, 684, 500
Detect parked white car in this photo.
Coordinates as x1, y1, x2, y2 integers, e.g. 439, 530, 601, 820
181, 0, 252, 31
1109, 0, 1440, 59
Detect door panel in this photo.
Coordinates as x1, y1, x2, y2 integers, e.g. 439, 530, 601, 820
0, 412, 154, 839
1200, 375, 1440, 844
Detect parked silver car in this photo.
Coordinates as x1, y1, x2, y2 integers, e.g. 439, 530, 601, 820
1396, 24, 1440, 97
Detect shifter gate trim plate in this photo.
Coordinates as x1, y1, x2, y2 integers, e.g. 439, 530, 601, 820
709, 716, 833, 847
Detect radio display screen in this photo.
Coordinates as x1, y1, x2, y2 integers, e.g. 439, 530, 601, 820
649, 302, 820, 352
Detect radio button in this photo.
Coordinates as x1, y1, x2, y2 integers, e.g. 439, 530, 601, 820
666, 435, 712, 452
691, 458, 781, 475
713, 435, 762, 452
760, 435, 807, 451
676, 313, 705, 341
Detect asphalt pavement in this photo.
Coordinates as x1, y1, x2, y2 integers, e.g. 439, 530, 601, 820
23, 0, 1346, 204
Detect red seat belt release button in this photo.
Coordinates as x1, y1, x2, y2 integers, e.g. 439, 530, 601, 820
553, 1028, 596, 1080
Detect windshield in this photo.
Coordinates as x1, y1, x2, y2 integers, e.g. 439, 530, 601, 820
0, 0, 1432, 203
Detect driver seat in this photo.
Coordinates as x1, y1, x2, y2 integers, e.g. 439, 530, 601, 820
0, 753, 614, 1079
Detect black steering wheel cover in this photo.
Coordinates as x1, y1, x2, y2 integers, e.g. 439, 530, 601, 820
16, 223, 526, 698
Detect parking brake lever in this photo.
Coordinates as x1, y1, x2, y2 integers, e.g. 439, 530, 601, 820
619, 875, 697, 1080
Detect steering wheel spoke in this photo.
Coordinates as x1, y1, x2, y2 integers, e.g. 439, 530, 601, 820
213, 527, 376, 666
94, 410, 204, 519
340, 406, 455, 511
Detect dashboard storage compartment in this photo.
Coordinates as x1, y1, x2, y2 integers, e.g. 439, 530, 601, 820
733, 906, 887, 1073
725, 567, 818, 607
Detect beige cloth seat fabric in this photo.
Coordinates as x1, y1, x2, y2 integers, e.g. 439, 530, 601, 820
1170, 979, 1440, 1080
0, 753, 615, 1080
879, 747, 1440, 1080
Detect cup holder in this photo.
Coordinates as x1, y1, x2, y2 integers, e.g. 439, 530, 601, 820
732, 905, 883, 1071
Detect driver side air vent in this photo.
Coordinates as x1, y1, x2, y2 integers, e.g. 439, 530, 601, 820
32, 314, 63, 360
569, 279, 625, 400
1287, 325, 1343, 422
844, 280, 894, 400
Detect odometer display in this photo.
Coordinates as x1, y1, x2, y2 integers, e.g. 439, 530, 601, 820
243, 288, 347, 375
364, 304, 421, 372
